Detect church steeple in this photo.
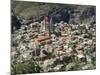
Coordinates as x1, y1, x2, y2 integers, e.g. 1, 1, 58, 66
49, 16, 54, 35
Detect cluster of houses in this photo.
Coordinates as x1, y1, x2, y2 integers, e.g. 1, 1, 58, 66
11, 16, 96, 72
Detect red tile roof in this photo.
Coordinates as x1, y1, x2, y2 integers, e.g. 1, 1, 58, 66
37, 36, 52, 42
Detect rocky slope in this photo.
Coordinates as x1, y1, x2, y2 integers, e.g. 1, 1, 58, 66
12, 1, 96, 24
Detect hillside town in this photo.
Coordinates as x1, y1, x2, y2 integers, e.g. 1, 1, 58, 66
11, 15, 96, 74
11, 1, 96, 75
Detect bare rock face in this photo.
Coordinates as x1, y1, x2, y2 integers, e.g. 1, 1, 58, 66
12, 1, 95, 25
